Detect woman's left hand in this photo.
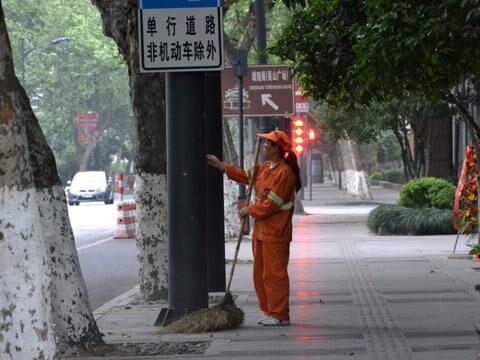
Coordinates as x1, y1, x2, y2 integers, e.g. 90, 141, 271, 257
238, 207, 249, 218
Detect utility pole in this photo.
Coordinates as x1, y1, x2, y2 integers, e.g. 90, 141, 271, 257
165, 72, 208, 323
20, 38, 25, 85
233, 49, 248, 199
205, 71, 226, 292
255, 0, 271, 146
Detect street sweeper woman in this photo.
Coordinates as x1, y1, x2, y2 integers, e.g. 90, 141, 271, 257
207, 130, 301, 326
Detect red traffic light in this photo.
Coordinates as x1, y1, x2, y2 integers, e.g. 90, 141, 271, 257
294, 128, 304, 136
293, 119, 304, 127
295, 144, 304, 153
291, 116, 306, 154
309, 129, 316, 141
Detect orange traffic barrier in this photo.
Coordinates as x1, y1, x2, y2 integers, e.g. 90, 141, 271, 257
114, 201, 136, 239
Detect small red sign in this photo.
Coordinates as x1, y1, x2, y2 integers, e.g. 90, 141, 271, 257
295, 84, 309, 113
78, 112, 99, 144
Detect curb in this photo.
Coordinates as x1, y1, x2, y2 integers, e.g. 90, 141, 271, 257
93, 285, 139, 320
370, 179, 403, 191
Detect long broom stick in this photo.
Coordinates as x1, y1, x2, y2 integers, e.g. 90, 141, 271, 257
223, 138, 262, 305
158, 140, 262, 334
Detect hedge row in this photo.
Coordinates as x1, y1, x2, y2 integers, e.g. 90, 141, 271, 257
368, 205, 456, 235
369, 168, 404, 184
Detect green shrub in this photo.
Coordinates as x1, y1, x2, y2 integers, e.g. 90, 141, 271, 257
368, 205, 456, 235
382, 168, 404, 184
468, 244, 480, 256
431, 186, 456, 209
398, 177, 455, 209
369, 172, 383, 181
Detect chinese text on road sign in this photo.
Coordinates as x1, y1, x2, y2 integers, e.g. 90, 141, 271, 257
222, 65, 294, 117
138, 0, 224, 72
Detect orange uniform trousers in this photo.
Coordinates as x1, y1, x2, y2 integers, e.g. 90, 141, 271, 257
253, 238, 291, 321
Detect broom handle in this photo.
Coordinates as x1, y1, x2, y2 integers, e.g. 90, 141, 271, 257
226, 138, 262, 294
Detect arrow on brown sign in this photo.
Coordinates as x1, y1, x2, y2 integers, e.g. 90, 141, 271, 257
261, 94, 279, 111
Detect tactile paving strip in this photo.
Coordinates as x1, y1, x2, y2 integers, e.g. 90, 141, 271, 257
337, 225, 415, 360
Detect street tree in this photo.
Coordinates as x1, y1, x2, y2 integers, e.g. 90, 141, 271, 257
3, 0, 134, 183
272, 0, 480, 135
317, 97, 453, 181
91, 0, 169, 302
0, 1, 103, 358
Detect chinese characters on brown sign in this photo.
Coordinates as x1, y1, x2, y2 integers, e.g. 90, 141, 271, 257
221, 65, 294, 117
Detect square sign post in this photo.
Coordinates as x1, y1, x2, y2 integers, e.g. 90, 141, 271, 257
139, 0, 225, 327
138, 0, 224, 72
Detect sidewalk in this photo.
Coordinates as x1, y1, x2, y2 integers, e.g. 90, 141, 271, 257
66, 183, 480, 359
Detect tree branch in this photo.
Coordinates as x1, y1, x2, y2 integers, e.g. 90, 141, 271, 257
447, 92, 480, 139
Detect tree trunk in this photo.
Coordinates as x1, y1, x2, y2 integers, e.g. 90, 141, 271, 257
78, 139, 97, 171
0, 3, 103, 358
338, 139, 372, 199
91, 0, 168, 301
389, 113, 415, 182
223, 118, 238, 164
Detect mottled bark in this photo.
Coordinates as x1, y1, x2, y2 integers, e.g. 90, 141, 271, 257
223, 179, 240, 238
91, 0, 168, 301
135, 174, 168, 301
0, 2, 103, 358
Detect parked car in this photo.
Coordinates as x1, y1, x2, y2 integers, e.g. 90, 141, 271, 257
67, 171, 114, 205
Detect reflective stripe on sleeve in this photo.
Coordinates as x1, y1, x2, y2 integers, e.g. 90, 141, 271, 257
267, 191, 284, 206
267, 191, 293, 210
280, 202, 294, 210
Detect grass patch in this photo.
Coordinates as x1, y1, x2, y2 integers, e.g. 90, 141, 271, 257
368, 205, 456, 235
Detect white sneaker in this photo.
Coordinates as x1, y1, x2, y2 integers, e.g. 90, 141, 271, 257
256, 315, 268, 324
262, 316, 291, 326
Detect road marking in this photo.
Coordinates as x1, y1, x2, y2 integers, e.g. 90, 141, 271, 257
77, 237, 114, 251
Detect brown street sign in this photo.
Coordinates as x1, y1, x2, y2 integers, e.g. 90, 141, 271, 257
221, 65, 294, 117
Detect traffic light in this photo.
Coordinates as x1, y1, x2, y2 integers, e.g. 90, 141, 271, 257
291, 116, 306, 154
308, 129, 316, 141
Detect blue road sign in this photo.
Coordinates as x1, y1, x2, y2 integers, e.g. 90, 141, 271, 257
139, 0, 222, 9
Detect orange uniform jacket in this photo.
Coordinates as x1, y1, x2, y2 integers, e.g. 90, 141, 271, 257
226, 159, 296, 243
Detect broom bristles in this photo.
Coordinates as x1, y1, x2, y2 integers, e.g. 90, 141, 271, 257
158, 303, 244, 334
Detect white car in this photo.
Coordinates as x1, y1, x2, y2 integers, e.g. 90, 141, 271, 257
67, 171, 114, 205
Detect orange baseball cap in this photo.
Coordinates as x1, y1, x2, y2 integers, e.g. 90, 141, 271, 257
257, 130, 292, 152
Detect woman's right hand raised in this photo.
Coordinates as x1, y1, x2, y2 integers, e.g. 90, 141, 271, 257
206, 154, 226, 173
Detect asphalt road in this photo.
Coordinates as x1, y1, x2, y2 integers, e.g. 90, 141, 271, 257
69, 199, 139, 311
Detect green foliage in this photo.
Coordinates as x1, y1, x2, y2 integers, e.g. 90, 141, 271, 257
382, 168, 404, 184
270, 0, 480, 107
368, 168, 404, 183
398, 177, 455, 209
468, 244, 480, 256
431, 187, 456, 210
369, 172, 383, 181
223, 0, 294, 64
3, 0, 134, 181
368, 205, 456, 235
316, 102, 387, 144
377, 131, 402, 164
